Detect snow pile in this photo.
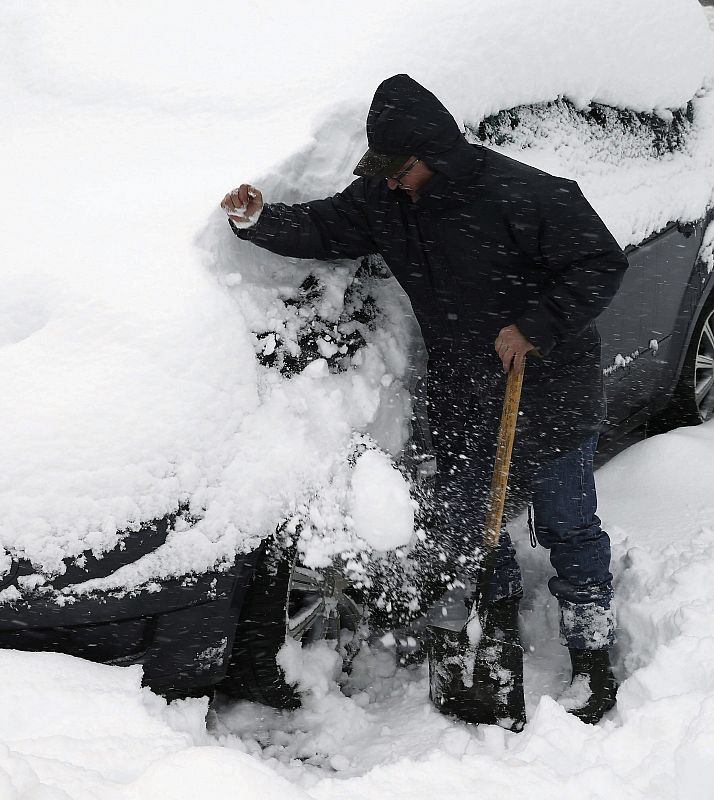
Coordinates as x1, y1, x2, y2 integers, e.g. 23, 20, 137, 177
2, 1, 714, 798
4, 419, 714, 798
471, 95, 714, 248
2, 0, 714, 589
349, 449, 414, 552
0, 650, 309, 800
212, 423, 714, 800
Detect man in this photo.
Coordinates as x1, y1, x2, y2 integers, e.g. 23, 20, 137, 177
221, 74, 629, 725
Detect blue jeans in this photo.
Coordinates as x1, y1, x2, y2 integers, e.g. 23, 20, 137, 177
491, 435, 615, 649
419, 355, 614, 649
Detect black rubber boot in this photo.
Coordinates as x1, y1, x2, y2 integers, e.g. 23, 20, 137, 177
560, 648, 618, 724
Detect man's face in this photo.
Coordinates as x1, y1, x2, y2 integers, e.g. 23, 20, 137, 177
385, 156, 435, 202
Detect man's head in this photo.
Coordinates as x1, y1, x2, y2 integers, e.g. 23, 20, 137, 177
353, 74, 476, 186
354, 148, 435, 201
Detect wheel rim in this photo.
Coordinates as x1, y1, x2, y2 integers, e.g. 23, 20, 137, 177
694, 310, 714, 421
285, 563, 363, 652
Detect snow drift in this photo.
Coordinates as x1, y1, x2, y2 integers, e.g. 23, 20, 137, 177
3, 1, 714, 799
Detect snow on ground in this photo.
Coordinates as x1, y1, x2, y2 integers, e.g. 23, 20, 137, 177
3, 422, 714, 799
2, 0, 714, 589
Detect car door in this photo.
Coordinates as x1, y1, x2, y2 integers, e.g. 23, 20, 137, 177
598, 221, 706, 429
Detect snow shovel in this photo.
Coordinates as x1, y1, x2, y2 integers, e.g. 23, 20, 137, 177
426, 360, 527, 732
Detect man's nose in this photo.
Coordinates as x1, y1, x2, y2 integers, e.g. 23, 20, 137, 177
386, 177, 399, 191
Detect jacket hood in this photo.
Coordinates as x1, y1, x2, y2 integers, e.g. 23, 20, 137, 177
365, 74, 481, 180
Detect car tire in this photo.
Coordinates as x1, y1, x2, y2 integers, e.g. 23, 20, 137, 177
218, 542, 365, 708
649, 292, 714, 433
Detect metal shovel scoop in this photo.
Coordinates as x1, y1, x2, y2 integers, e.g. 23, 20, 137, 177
426, 361, 527, 732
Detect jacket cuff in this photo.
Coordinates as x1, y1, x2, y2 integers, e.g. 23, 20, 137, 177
228, 217, 263, 240
515, 308, 557, 358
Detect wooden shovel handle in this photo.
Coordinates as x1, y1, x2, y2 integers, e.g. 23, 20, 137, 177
482, 360, 526, 552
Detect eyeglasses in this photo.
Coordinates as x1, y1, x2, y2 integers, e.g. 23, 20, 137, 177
388, 157, 420, 188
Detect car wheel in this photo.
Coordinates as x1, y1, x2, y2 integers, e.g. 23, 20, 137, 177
650, 293, 714, 432
218, 543, 365, 708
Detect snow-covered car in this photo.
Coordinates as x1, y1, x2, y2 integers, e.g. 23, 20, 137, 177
473, 101, 714, 439
0, 252, 422, 703
2, 0, 714, 710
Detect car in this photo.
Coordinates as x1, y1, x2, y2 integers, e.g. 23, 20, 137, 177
0, 258, 397, 705
473, 99, 714, 443
3, 4, 713, 711
3, 168, 712, 707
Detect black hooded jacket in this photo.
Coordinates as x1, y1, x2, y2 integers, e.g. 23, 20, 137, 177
233, 74, 629, 454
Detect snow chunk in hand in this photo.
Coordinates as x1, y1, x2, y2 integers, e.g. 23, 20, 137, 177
349, 449, 413, 551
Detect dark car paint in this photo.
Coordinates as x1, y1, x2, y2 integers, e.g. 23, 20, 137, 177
0, 542, 260, 694
599, 213, 713, 438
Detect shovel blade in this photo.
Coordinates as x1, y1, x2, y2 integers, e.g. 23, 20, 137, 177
426, 625, 526, 732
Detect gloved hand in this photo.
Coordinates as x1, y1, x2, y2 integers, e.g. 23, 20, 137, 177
221, 184, 264, 229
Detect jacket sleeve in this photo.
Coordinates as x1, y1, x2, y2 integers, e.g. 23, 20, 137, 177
230, 179, 377, 261
514, 181, 629, 357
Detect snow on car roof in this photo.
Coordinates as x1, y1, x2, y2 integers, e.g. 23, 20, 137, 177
1, 0, 713, 586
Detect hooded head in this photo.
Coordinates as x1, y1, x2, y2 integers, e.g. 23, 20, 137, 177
353, 74, 477, 180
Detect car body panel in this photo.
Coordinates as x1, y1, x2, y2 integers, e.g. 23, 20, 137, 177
0, 549, 260, 693
599, 215, 712, 435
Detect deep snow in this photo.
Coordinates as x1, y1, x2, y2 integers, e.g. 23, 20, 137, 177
3, 1, 714, 798
3, 423, 714, 799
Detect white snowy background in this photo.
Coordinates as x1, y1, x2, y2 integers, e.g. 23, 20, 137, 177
3, 1, 714, 798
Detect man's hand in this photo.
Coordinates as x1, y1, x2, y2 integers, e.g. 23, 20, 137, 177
221, 184, 264, 228
495, 324, 538, 373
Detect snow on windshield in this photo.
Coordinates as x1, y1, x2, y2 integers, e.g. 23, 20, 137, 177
2, 0, 713, 588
